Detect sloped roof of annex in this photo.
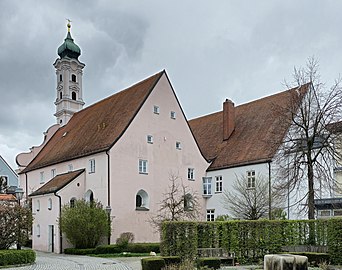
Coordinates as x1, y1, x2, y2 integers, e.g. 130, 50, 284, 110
188, 84, 309, 171
29, 169, 85, 197
22, 70, 205, 173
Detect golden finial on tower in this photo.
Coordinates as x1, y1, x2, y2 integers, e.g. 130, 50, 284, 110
66, 18, 72, 32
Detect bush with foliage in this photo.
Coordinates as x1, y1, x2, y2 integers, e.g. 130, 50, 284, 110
327, 218, 342, 264
59, 199, 110, 249
0, 249, 35, 266
0, 202, 32, 249
288, 252, 330, 266
141, 257, 165, 270
64, 248, 96, 255
116, 232, 134, 249
196, 258, 221, 269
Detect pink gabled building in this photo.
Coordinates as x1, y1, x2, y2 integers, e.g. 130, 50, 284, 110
17, 23, 208, 253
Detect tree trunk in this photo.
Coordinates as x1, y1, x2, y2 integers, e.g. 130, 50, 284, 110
307, 162, 315, 220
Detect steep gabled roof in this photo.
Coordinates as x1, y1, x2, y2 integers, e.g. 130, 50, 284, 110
189, 84, 308, 171
29, 169, 85, 196
22, 71, 164, 173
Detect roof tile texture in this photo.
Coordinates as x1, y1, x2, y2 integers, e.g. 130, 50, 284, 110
189, 85, 308, 171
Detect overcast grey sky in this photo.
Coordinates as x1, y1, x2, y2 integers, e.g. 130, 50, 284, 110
1, 0, 342, 169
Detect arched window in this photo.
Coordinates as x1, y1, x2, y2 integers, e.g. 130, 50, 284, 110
59, 74, 62, 82
59, 91, 62, 99
135, 189, 149, 210
71, 74, 76, 82
48, 198, 52, 210
85, 190, 94, 203
70, 197, 76, 208
72, 91, 77, 100
36, 224, 41, 238
36, 200, 40, 212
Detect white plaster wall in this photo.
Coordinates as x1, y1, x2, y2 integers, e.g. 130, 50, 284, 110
108, 74, 208, 242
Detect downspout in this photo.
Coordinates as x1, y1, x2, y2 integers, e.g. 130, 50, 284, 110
268, 161, 272, 220
54, 192, 62, 254
106, 150, 110, 206
25, 173, 28, 201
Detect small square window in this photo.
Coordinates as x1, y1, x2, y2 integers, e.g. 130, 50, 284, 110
139, 159, 148, 174
206, 209, 215, 221
188, 168, 194, 180
171, 111, 176, 119
40, 172, 45, 184
153, 105, 160, 114
176, 141, 182, 150
147, 135, 153, 144
89, 159, 95, 173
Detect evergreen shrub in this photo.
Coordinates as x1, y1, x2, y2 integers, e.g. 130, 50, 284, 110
141, 257, 165, 270
64, 248, 96, 255
288, 252, 330, 266
196, 258, 221, 269
0, 249, 36, 266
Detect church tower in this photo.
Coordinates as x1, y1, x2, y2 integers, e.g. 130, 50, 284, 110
53, 21, 85, 126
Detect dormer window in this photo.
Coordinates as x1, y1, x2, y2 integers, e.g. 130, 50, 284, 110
71, 74, 76, 82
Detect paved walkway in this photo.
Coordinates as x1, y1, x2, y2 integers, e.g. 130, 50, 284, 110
3, 252, 141, 270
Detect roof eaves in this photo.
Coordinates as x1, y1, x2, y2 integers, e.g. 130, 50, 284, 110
207, 158, 273, 172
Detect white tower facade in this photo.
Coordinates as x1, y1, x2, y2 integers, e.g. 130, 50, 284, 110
53, 22, 85, 126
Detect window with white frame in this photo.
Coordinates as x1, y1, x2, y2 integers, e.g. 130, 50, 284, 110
334, 209, 342, 216
176, 141, 182, 150
36, 224, 41, 238
48, 198, 52, 210
51, 169, 56, 178
139, 159, 148, 174
206, 209, 215, 221
36, 200, 40, 212
202, 177, 212, 196
247, 170, 256, 189
170, 111, 176, 119
135, 189, 149, 210
215, 176, 223, 193
153, 105, 160, 114
319, 210, 331, 217
40, 172, 45, 184
89, 159, 95, 173
188, 168, 194, 180
68, 164, 73, 172
147, 135, 153, 144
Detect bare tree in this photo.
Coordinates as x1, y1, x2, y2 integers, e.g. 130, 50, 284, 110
221, 174, 282, 220
150, 173, 200, 231
274, 57, 342, 219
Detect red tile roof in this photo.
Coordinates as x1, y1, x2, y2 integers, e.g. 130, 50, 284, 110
0, 194, 16, 201
189, 84, 309, 171
29, 169, 85, 196
22, 71, 164, 173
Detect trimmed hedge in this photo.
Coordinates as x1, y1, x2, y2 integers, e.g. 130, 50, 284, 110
141, 257, 165, 270
0, 249, 36, 266
64, 243, 160, 255
162, 256, 181, 265
196, 258, 221, 269
161, 219, 341, 263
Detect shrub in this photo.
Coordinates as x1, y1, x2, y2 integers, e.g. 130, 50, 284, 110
126, 243, 160, 253
162, 256, 181, 265
141, 257, 165, 270
116, 232, 134, 249
94, 245, 122, 254
59, 199, 110, 249
327, 218, 342, 264
0, 202, 33, 249
64, 248, 96, 255
196, 258, 221, 269
0, 249, 35, 266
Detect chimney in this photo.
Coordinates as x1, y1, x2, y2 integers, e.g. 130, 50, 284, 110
223, 99, 235, 140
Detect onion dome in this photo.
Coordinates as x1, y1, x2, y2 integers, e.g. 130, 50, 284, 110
57, 21, 81, 59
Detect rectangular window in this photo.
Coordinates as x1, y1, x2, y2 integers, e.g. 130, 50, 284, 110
333, 210, 342, 216
40, 172, 45, 184
171, 111, 176, 119
188, 168, 194, 180
68, 164, 73, 172
153, 105, 160, 114
139, 159, 148, 174
247, 170, 256, 188
206, 209, 215, 221
51, 169, 56, 178
176, 141, 182, 150
89, 159, 95, 173
147, 135, 153, 144
202, 177, 212, 196
320, 210, 331, 217
215, 176, 223, 193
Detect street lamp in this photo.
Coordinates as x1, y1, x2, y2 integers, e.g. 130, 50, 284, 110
105, 205, 112, 245
15, 187, 24, 250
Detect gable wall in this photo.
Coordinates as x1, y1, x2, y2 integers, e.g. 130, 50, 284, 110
108, 74, 209, 242
0, 157, 18, 188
